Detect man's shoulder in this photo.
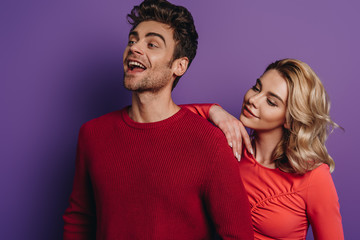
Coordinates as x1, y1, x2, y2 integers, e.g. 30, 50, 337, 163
179, 109, 235, 165
80, 108, 125, 132
181, 108, 228, 143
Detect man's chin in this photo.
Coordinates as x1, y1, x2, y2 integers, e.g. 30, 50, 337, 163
123, 80, 146, 92
123, 75, 139, 91
123, 73, 171, 93
124, 82, 165, 94
123, 82, 138, 91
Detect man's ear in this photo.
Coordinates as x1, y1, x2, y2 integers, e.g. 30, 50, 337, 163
172, 57, 189, 77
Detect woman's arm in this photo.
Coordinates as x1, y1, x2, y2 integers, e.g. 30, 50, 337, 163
306, 164, 344, 240
180, 103, 214, 119
181, 104, 253, 161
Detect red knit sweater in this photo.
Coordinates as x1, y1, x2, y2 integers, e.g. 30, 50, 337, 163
63, 106, 253, 240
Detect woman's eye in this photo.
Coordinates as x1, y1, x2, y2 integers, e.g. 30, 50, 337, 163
267, 99, 277, 107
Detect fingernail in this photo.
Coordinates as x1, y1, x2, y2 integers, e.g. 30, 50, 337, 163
250, 148, 254, 155
236, 152, 240, 162
229, 142, 233, 148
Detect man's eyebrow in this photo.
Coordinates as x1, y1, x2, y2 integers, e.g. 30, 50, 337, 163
129, 31, 138, 38
256, 78, 262, 87
145, 32, 166, 46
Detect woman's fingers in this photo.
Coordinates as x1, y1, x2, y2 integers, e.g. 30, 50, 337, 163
219, 119, 242, 161
209, 105, 252, 161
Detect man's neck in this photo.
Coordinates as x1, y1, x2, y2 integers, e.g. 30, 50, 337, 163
128, 89, 180, 123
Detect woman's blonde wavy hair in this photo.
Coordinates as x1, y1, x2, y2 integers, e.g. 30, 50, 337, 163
263, 59, 339, 174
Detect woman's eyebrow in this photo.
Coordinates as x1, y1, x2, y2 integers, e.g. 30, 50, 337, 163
258, 78, 285, 103
269, 92, 285, 103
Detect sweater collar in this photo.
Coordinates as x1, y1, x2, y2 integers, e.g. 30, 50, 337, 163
121, 106, 187, 129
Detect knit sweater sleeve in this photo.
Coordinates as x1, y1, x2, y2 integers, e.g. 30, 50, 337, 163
180, 103, 217, 119
202, 132, 253, 239
306, 164, 344, 240
63, 124, 96, 240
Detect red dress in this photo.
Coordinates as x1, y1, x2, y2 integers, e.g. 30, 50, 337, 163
239, 149, 343, 240
184, 104, 344, 240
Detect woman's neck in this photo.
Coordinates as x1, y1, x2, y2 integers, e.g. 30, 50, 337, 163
253, 129, 283, 169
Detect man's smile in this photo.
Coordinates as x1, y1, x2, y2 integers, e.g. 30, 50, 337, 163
126, 59, 147, 73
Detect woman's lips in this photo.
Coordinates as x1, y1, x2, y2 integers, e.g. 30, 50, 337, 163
243, 106, 258, 118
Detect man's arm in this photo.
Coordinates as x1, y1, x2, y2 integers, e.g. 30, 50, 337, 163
63, 125, 96, 240
202, 131, 253, 239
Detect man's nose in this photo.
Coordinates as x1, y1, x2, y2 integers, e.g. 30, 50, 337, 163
129, 42, 144, 55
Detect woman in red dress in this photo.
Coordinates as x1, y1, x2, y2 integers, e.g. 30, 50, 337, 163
185, 58, 344, 239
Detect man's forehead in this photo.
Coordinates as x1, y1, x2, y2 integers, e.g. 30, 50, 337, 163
130, 21, 173, 37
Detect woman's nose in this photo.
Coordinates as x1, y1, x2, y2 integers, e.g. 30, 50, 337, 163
248, 93, 260, 108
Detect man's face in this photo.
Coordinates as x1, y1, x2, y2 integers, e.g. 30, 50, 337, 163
123, 21, 177, 92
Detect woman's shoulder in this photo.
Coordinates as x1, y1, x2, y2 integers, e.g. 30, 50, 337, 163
307, 163, 331, 182
302, 163, 338, 200
292, 163, 331, 191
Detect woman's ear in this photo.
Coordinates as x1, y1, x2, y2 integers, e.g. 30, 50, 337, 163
173, 57, 189, 77
284, 122, 290, 129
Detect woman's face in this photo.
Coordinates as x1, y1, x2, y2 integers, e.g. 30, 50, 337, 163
240, 69, 288, 133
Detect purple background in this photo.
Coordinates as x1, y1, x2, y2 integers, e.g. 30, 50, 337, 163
1, 0, 359, 239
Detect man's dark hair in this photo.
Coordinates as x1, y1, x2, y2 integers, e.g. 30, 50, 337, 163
127, 0, 198, 90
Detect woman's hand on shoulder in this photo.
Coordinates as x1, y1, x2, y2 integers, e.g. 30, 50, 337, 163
209, 105, 253, 161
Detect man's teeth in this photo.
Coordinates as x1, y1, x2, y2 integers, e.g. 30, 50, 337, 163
128, 61, 146, 69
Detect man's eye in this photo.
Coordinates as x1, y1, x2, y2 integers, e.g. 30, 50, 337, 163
148, 43, 158, 48
128, 40, 136, 46
251, 85, 260, 92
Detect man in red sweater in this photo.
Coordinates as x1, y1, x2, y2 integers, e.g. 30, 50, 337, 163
63, 0, 253, 239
